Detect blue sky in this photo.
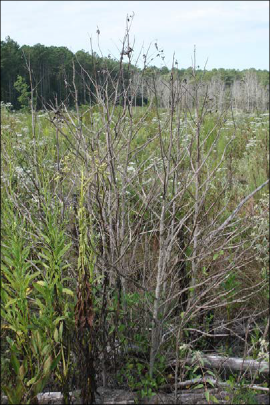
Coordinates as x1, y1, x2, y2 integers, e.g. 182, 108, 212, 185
1, 1, 269, 70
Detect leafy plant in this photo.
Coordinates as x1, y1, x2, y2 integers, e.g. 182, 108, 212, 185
2, 334, 61, 404
226, 376, 259, 404
13, 75, 30, 110
1, 196, 75, 402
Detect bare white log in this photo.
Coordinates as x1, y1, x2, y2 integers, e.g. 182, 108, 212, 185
163, 377, 269, 392
0, 391, 80, 405
180, 354, 269, 375
1, 383, 268, 405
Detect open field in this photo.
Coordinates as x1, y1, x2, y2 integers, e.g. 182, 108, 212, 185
1, 93, 269, 404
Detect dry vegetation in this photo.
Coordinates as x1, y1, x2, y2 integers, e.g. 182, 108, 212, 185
1, 17, 269, 404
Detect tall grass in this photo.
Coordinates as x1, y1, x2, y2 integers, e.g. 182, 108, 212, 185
1, 91, 269, 402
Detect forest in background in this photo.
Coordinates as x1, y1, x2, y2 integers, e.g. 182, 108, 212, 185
1, 36, 269, 111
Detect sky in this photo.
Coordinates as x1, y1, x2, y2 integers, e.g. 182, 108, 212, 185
1, 1, 269, 70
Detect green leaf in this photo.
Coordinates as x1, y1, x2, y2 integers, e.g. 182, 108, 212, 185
62, 288, 74, 296
19, 364, 26, 379
2, 383, 24, 404
43, 355, 52, 375
50, 351, 62, 372
10, 351, 20, 375
27, 270, 41, 282
32, 374, 50, 396
26, 375, 38, 387
36, 280, 47, 286
34, 298, 46, 311
6, 335, 15, 346
2, 270, 16, 286
57, 243, 72, 258
213, 253, 219, 260
38, 251, 52, 262
54, 328, 59, 343
194, 383, 204, 389
61, 264, 71, 271
37, 232, 51, 245
33, 282, 49, 299
41, 344, 51, 357
210, 394, 220, 403
53, 316, 66, 325
32, 330, 42, 351
207, 379, 215, 387
119, 324, 125, 332
226, 377, 234, 387
205, 391, 210, 402
5, 298, 18, 309
59, 321, 63, 339
205, 370, 215, 377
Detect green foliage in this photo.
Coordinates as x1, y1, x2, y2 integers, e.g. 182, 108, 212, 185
1, 83, 268, 400
14, 75, 30, 109
2, 335, 61, 404
77, 170, 96, 283
117, 353, 166, 401
226, 376, 260, 404
250, 325, 269, 361
1, 192, 74, 400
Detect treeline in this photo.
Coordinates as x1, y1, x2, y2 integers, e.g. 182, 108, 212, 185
1, 36, 132, 110
1, 36, 269, 110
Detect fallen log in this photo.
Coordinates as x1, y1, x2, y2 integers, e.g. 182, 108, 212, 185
0, 390, 219, 405
161, 376, 269, 392
0, 391, 80, 405
172, 354, 269, 375
1, 386, 269, 405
